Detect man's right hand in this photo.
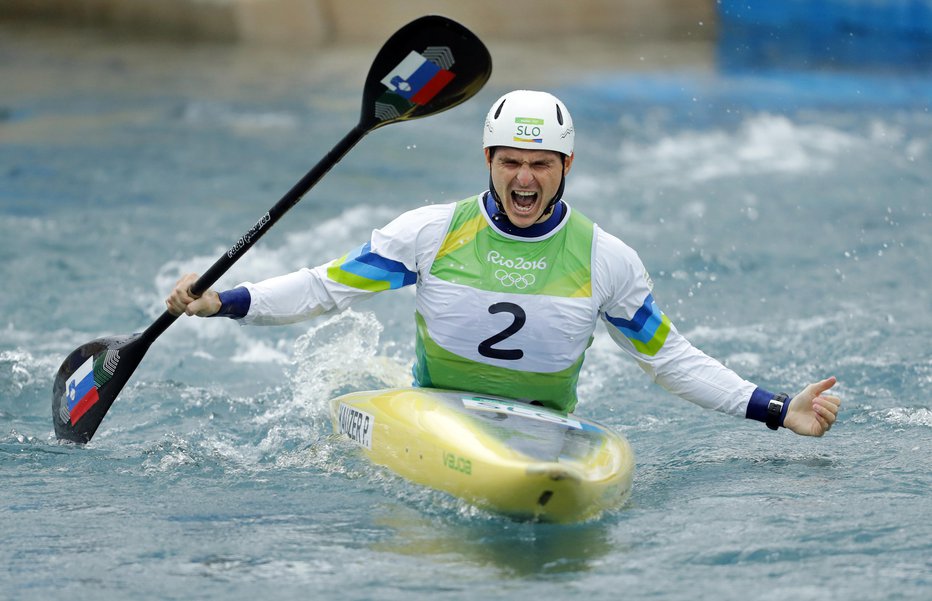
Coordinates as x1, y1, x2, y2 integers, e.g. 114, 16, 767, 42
165, 273, 222, 317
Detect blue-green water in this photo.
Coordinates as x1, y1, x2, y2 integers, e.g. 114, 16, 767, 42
2, 23, 930, 601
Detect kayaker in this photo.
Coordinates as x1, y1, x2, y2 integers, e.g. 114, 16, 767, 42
166, 90, 840, 436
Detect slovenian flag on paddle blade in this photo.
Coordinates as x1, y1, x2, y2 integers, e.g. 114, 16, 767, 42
381, 51, 454, 105
65, 356, 99, 425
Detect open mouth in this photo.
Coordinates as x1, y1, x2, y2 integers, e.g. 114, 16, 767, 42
510, 190, 539, 214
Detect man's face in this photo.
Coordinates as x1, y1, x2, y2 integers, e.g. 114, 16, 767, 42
486, 147, 574, 228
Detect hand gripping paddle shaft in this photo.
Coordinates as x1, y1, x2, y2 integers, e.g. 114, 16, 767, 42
52, 16, 492, 443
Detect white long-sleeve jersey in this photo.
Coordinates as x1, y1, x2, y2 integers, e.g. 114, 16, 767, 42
226, 194, 765, 418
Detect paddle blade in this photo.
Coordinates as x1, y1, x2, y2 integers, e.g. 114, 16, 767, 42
360, 15, 492, 130
52, 333, 151, 443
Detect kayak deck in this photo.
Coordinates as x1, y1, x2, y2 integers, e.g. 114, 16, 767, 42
330, 388, 635, 522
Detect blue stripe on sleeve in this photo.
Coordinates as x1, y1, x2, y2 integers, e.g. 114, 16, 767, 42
352, 243, 418, 286
605, 294, 664, 342
338, 242, 417, 289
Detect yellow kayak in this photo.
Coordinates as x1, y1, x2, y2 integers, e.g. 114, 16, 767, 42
329, 388, 635, 523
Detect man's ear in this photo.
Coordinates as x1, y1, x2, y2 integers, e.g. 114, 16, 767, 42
564, 152, 575, 176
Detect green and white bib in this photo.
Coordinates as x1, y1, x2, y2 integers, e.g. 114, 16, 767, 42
413, 196, 597, 412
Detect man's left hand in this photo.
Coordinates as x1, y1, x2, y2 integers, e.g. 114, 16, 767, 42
784, 376, 842, 437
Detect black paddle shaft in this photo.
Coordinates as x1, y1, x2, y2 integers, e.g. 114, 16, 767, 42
144, 124, 366, 343
52, 15, 492, 443
145, 14, 494, 343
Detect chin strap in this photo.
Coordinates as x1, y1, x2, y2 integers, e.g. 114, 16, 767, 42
487, 150, 567, 220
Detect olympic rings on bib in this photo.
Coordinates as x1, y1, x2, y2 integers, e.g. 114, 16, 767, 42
495, 270, 536, 289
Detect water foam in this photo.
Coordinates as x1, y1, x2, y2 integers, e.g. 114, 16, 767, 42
871, 407, 932, 428
617, 113, 864, 185
289, 309, 411, 410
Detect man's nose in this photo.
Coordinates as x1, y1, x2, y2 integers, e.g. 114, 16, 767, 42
515, 163, 534, 186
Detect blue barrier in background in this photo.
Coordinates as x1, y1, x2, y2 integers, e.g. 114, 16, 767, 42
717, 0, 932, 71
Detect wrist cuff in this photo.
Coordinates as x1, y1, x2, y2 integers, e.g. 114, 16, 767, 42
747, 387, 790, 429
211, 286, 251, 319
746, 387, 775, 423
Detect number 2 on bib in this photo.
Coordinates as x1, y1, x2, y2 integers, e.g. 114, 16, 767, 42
478, 302, 526, 360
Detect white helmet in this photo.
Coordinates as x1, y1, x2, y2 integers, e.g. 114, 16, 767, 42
483, 90, 574, 156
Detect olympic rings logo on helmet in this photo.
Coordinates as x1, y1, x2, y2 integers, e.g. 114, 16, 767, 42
495, 270, 536, 289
